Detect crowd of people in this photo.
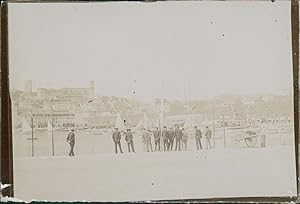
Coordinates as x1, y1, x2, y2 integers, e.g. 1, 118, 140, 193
111, 125, 213, 154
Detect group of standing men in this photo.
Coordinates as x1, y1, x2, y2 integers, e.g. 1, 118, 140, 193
159, 125, 212, 152
156, 126, 189, 152
65, 125, 212, 156
112, 128, 135, 154
112, 125, 213, 154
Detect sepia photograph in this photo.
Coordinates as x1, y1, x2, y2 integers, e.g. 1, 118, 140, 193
7, 1, 297, 202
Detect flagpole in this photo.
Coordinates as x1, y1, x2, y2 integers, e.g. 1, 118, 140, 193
160, 81, 164, 151
184, 80, 187, 113
212, 103, 216, 148
31, 117, 34, 157
51, 116, 55, 156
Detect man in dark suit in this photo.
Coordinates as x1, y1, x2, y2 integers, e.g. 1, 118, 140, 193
66, 129, 75, 156
194, 126, 202, 150
174, 125, 182, 151
125, 128, 135, 153
112, 128, 123, 154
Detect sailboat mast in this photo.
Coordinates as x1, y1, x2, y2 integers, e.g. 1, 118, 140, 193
160, 81, 164, 151
160, 98, 163, 128
212, 103, 215, 148
184, 80, 187, 113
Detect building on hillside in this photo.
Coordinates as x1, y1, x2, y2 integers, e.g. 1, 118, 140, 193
36, 80, 95, 99
31, 112, 75, 129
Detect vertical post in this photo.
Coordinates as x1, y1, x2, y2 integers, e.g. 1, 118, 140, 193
160, 97, 164, 151
1, 2, 14, 197
223, 114, 226, 148
51, 117, 55, 156
212, 103, 216, 148
291, 0, 299, 180
184, 80, 187, 112
160, 81, 164, 151
246, 105, 249, 127
31, 117, 34, 157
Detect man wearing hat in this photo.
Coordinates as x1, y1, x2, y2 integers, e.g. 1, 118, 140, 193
168, 126, 175, 151
125, 128, 135, 153
181, 127, 188, 151
141, 128, 153, 152
153, 127, 161, 151
147, 129, 154, 152
194, 126, 202, 151
174, 125, 183, 151
205, 126, 212, 150
112, 127, 123, 154
66, 129, 76, 156
141, 127, 148, 152
162, 126, 169, 151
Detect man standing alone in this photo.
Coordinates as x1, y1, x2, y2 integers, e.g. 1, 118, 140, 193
67, 129, 75, 156
112, 128, 123, 154
181, 127, 188, 151
147, 129, 154, 152
194, 126, 202, 151
205, 126, 212, 150
125, 128, 135, 153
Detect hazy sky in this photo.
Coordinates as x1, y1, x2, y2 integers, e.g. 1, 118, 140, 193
8, 1, 293, 101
